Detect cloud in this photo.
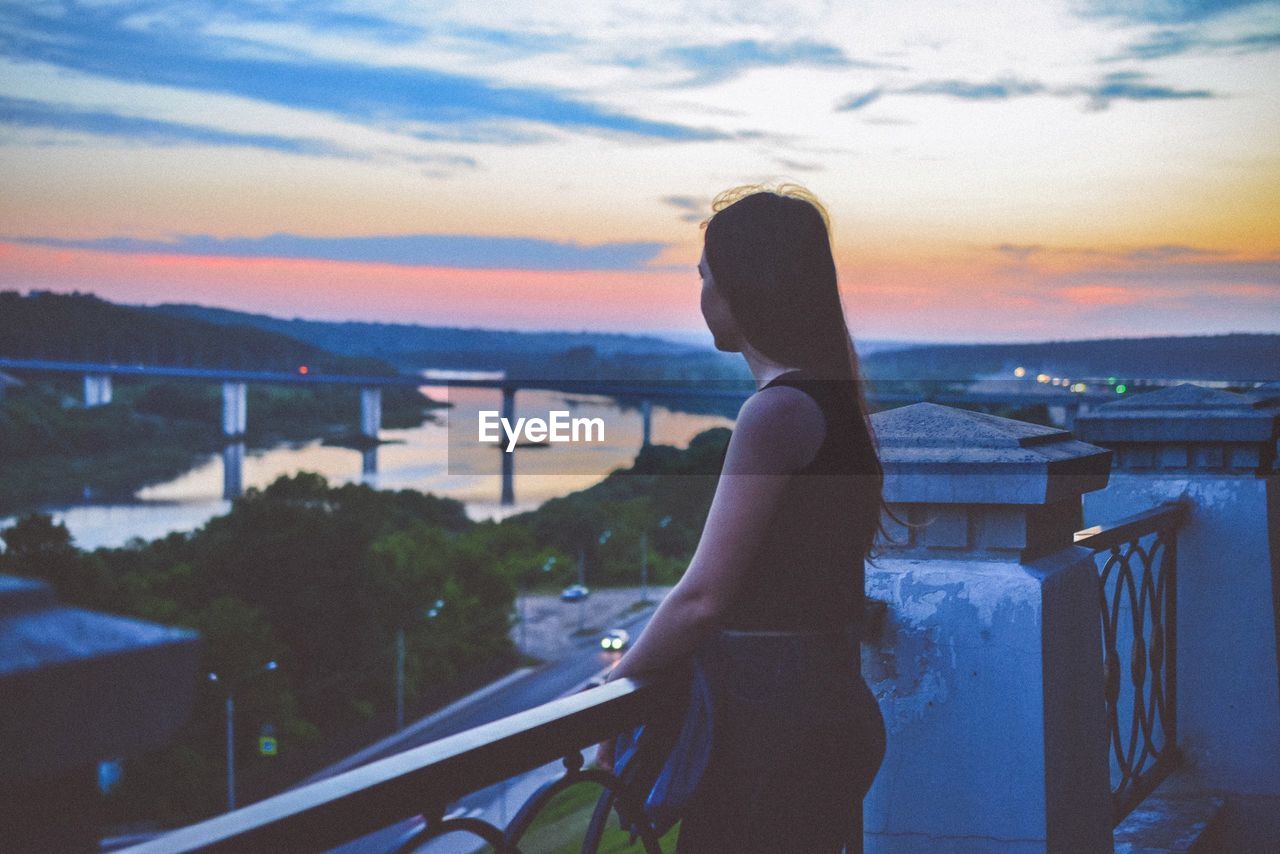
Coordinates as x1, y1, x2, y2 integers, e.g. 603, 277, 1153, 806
1076, 71, 1214, 109
1075, 0, 1271, 25
1107, 27, 1280, 60
838, 88, 884, 111
8, 232, 672, 271
0, 4, 723, 143
1060, 258, 1280, 287
448, 26, 582, 59
0, 95, 353, 157
902, 77, 1047, 100
837, 72, 1214, 112
774, 157, 823, 172
994, 242, 1227, 261
661, 195, 710, 223
649, 38, 897, 87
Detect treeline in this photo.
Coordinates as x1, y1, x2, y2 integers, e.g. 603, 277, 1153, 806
862, 333, 1280, 382
2, 291, 353, 372
148, 302, 706, 368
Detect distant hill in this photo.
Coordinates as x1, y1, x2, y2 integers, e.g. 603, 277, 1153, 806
862, 334, 1280, 383
148, 302, 709, 369
0, 291, 395, 376
8, 291, 1266, 384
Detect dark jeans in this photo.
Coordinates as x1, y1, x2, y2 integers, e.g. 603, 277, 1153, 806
675, 626, 886, 854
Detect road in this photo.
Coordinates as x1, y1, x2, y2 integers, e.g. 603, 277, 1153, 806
322, 600, 664, 853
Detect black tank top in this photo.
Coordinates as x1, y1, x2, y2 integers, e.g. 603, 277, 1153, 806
717, 368, 877, 632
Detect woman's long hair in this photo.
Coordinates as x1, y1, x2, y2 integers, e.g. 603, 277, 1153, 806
702, 183, 900, 565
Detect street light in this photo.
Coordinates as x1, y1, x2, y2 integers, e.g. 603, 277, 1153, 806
520, 557, 556, 655
641, 516, 672, 604
396, 599, 445, 732
208, 659, 278, 812
572, 530, 611, 633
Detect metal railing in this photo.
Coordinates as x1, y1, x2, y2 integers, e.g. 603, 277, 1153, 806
120, 500, 1191, 850
1075, 499, 1189, 825
119, 673, 680, 854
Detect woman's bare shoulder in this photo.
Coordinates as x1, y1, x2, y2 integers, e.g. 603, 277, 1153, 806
732, 385, 825, 474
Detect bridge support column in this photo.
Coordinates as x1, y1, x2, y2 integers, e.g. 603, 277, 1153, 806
640, 398, 653, 448
83, 374, 112, 407
361, 447, 378, 482
360, 387, 382, 439
221, 442, 244, 500
500, 386, 515, 506
862, 403, 1115, 853
221, 382, 247, 437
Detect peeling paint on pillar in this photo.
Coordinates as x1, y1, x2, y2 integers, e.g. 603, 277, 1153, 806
862, 403, 1114, 852
863, 562, 1042, 735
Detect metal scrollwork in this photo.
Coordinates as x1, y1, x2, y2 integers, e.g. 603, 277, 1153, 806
1089, 520, 1179, 825
393, 750, 663, 854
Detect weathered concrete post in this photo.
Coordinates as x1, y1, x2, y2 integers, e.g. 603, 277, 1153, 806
1075, 384, 1280, 807
500, 386, 515, 506
640, 398, 653, 449
222, 441, 244, 500
0, 575, 200, 851
221, 381, 247, 437
862, 402, 1114, 853
82, 373, 112, 407
360, 387, 382, 439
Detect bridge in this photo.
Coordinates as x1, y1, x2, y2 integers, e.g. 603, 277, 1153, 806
1, 356, 1122, 504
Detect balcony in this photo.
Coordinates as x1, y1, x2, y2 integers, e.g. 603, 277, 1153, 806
3, 383, 1278, 853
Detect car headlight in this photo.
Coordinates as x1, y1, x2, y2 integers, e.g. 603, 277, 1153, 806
601, 638, 610, 649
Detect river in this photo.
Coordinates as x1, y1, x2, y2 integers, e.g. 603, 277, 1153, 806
3, 375, 736, 551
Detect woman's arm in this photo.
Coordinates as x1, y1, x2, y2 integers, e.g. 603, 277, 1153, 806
601, 385, 825, 683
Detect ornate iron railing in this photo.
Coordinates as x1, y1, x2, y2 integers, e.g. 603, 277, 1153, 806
1074, 499, 1189, 826
119, 672, 681, 853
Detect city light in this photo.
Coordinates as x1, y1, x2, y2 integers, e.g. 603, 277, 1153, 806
1013, 367, 1026, 378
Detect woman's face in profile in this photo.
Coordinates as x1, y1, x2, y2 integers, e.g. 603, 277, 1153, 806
699, 247, 740, 353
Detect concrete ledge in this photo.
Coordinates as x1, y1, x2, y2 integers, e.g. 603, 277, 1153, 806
1113, 773, 1224, 854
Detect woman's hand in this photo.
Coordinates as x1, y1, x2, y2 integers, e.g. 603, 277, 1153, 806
586, 673, 618, 772
595, 734, 616, 773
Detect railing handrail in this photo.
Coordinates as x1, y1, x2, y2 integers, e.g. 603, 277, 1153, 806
1074, 499, 1190, 552
120, 673, 668, 854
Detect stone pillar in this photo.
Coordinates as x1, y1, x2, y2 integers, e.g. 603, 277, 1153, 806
222, 442, 244, 500
0, 576, 200, 851
221, 382, 247, 438
83, 373, 112, 407
1075, 383, 1280, 796
641, 398, 653, 448
360, 387, 382, 439
862, 402, 1114, 853
501, 386, 515, 506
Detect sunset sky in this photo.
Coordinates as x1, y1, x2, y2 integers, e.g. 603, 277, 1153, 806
1, 1, 1277, 343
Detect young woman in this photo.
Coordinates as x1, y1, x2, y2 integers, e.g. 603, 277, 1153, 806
595, 185, 890, 853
